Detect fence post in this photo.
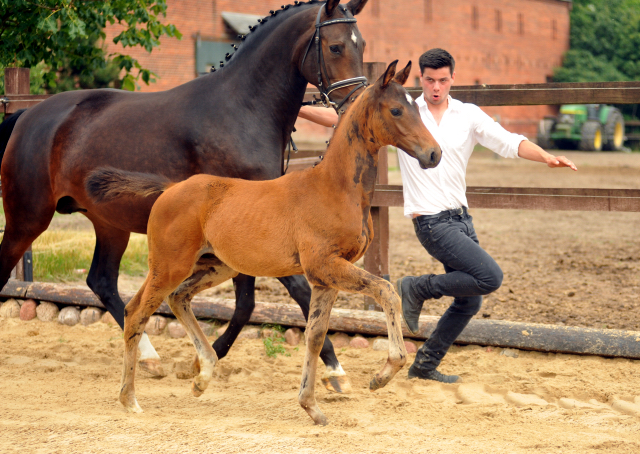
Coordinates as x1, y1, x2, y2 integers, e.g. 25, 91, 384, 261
4, 68, 34, 282
362, 62, 389, 311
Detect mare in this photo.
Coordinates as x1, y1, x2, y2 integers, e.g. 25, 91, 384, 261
86, 60, 442, 425
0, 0, 370, 391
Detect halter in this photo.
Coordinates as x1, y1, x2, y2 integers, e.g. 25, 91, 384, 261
300, 3, 368, 112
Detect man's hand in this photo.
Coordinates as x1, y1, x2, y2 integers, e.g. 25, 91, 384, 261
518, 140, 577, 171
545, 154, 577, 171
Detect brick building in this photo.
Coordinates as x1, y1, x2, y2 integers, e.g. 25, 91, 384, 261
106, 0, 571, 140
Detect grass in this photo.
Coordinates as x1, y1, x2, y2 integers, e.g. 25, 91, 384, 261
263, 336, 290, 358
30, 231, 149, 282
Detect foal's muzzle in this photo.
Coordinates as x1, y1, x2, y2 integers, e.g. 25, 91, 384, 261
417, 146, 442, 170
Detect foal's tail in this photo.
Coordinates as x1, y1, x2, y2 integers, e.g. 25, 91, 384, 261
85, 167, 172, 203
0, 109, 27, 168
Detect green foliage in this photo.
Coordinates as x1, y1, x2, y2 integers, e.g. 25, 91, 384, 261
0, 1, 182, 91
554, 0, 640, 82
263, 336, 290, 358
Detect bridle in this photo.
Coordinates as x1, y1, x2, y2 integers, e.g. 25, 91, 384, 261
300, 3, 368, 112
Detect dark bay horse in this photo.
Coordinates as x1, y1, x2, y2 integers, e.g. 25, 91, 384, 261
0, 0, 369, 390
86, 60, 442, 425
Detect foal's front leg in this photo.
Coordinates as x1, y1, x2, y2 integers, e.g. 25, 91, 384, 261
298, 286, 339, 425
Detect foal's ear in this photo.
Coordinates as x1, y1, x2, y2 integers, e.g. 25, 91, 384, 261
393, 61, 412, 86
380, 60, 398, 89
326, 0, 340, 16
346, 0, 369, 15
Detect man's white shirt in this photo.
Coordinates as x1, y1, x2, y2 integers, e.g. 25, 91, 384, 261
397, 94, 527, 217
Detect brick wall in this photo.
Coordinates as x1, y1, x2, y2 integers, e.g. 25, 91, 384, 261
105, 0, 571, 139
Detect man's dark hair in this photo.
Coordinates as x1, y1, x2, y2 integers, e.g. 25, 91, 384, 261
419, 48, 455, 75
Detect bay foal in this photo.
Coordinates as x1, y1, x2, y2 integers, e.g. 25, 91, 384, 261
88, 61, 441, 425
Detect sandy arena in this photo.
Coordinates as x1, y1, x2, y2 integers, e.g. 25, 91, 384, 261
1, 149, 640, 453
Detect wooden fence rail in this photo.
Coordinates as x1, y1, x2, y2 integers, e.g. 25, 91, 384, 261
3, 65, 640, 313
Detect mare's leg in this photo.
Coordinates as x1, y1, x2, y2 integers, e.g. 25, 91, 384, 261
212, 273, 256, 359
86, 221, 164, 378
278, 275, 351, 393
167, 255, 238, 397
307, 259, 407, 392
0, 190, 56, 288
298, 286, 339, 426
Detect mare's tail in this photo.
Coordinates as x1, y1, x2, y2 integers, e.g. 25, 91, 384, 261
85, 167, 172, 203
0, 109, 27, 168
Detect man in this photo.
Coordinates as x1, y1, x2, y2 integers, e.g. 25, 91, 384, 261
396, 48, 577, 383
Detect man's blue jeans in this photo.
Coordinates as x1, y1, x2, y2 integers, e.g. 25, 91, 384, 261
409, 209, 503, 373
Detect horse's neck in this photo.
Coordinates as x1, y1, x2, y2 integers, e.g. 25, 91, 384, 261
317, 114, 381, 207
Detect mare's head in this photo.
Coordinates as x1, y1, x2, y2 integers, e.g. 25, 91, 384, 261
358, 60, 441, 169
296, 0, 369, 111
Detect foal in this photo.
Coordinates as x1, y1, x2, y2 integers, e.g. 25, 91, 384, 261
88, 60, 441, 425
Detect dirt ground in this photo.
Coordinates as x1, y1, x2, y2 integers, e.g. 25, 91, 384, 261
2, 149, 640, 453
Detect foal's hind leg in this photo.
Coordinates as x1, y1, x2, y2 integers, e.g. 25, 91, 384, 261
86, 220, 164, 377
278, 275, 351, 393
167, 256, 238, 397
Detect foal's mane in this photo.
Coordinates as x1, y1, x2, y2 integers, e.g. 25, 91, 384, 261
214, 1, 334, 72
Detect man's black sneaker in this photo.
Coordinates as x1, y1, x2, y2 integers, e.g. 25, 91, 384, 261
396, 276, 423, 335
408, 366, 460, 384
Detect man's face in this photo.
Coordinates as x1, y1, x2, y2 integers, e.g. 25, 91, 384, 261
419, 66, 455, 106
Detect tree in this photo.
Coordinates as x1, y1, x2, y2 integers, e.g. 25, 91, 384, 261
554, 0, 640, 82
0, 0, 182, 91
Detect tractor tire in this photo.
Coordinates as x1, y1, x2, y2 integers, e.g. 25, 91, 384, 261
603, 108, 625, 151
537, 118, 555, 149
579, 120, 603, 151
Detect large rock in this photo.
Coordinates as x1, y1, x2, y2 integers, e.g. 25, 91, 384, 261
167, 321, 187, 338
101, 311, 117, 326
284, 327, 302, 346
350, 335, 369, 349
331, 332, 351, 348
372, 338, 389, 351
237, 327, 260, 340
404, 340, 418, 354
145, 315, 168, 335
80, 307, 103, 326
0, 299, 20, 318
36, 302, 59, 322
19, 299, 37, 321
58, 306, 81, 326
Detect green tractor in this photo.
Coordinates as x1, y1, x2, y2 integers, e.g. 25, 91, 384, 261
537, 104, 625, 151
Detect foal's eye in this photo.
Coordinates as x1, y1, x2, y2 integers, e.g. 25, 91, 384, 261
329, 45, 341, 54
390, 108, 402, 117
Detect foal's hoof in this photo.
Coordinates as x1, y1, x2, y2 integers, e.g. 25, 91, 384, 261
139, 359, 166, 378
120, 395, 144, 413
369, 375, 389, 392
191, 381, 205, 398
321, 375, 352, 394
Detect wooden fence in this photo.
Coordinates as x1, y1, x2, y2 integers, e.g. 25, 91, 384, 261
3, 66, 640, 311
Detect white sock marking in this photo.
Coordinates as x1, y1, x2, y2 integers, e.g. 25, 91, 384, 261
138, 332, 160, 360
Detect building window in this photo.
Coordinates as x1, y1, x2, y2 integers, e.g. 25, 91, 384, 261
424, 0, 433, 23
472, 6, 479, 30
495, 10, 502, 32
518, 13, 524, 35
552, 19, 557, 40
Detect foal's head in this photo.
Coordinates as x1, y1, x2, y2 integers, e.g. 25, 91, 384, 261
360, 60, 442, 169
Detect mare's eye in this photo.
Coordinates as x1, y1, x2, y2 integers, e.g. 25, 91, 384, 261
390, 108, 402, 117
329, 45, 341, 54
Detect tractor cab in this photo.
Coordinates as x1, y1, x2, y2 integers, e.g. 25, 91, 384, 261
537, 104, 625, 151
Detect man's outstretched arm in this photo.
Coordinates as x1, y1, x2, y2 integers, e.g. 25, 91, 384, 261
298, 106, 339, 128
518, 140, 578, 171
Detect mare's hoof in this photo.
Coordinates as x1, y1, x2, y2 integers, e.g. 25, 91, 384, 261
191, 381, 205, 398
139, 359, 166, 378
321, 375, 352, 394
